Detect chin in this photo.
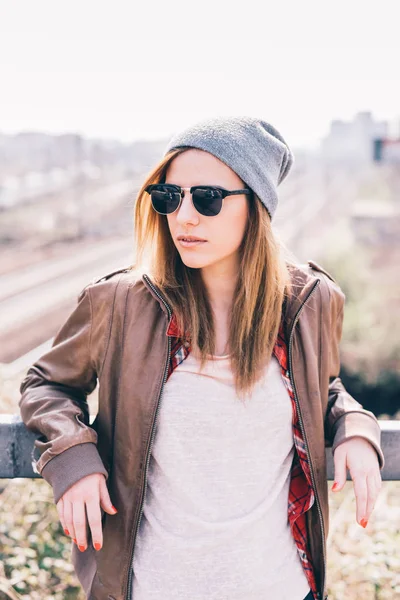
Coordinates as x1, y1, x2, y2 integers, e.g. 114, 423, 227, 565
180, 258, 208, 269
179, 254, 211, 269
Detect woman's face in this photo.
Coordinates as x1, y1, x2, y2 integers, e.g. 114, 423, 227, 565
165, 149, 250, 274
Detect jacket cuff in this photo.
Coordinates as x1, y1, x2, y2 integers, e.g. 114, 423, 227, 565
332, 412, 385, 470
40, 442, 109, 504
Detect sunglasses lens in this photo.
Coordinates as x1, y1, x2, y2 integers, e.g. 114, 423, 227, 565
193, 188, 223, 216
150, 185, 181, 214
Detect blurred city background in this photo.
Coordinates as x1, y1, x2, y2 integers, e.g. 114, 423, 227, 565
0, 1, 399, 599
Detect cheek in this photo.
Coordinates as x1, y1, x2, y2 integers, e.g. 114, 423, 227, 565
220, 226, 245, 249
223, 203, 248, 240
166, 215, 176, 238
208, 209, 247, 252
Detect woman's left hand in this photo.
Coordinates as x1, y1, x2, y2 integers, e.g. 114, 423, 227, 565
331, 436, 382, 528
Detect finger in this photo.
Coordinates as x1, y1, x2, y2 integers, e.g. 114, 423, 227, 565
352, 473, 368, 526
332, 446, 347, 492
364, 473, 380, 522
63, 500, 76, 541
56, 497, 68, 536
99, 476, 118, 515
374, 473, 383, 491
86, 497, 103, 551
72, 501, 88, 552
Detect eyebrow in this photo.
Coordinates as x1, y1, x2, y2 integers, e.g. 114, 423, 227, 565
163, 183, 225, 188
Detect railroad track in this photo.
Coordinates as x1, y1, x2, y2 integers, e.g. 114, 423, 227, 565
0, 236, 134, 363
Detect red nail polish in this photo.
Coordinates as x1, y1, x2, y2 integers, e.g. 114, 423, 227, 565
72, 538, 77, 543
360, 518, 368, 528
78, 544, 86, 552
111, 505, 118, 513
94, 542, 102, 551
332, 482, 340, 491
64, 528, 70, 535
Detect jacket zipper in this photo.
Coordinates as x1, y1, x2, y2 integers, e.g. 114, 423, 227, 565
124, 274, 172, 600
124, 274, 327, 600
287, 278, 327, 600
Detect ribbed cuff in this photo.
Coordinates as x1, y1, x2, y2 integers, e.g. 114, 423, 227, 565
332, 412, 385, 470
40, 442, 109, 504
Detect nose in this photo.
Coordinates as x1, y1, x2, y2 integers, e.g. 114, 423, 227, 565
175, 188, 200, 223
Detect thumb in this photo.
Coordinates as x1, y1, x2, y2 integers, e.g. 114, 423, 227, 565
99, 477, 118, 515
331, 448, 347, 492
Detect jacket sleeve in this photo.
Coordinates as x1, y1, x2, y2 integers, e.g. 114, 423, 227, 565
18, 285, 109, 504
324, 283, 385, 471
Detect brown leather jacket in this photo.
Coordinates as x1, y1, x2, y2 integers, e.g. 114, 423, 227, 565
18, 259, 385, 600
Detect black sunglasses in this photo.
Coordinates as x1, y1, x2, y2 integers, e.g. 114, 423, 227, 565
144, 184, 252, 217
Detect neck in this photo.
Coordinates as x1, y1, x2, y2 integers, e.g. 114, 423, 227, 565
200, 259, 239, 314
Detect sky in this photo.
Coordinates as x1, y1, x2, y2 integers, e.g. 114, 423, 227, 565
1, 0, 399, 150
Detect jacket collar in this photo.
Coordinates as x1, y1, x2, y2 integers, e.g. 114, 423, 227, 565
283, 261, 319, 331
141, 261, 318, 337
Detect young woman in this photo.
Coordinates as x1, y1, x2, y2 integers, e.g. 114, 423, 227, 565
19, 116, 385, 600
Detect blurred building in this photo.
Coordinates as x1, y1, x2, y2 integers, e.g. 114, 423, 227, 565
320, 111, 388, 164
351, 200, 400, 245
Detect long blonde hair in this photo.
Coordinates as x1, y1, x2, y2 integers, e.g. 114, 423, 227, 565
131, 147, 298, 402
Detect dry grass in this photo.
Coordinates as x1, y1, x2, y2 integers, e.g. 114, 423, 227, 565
0, 478, 399, 599
326, 480, 400, 599
0, 479, 85, 600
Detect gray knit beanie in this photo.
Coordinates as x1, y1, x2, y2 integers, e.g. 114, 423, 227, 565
163, 115, 294, 220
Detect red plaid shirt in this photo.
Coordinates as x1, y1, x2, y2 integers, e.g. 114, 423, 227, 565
166, 313, 320, 600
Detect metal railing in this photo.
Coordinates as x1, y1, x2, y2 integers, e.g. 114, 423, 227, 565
0, 414, 399, 480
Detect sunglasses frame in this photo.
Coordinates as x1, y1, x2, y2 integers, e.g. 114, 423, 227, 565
145, 184, 252, 217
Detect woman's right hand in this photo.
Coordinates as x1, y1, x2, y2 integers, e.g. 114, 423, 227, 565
56, 472, 118, 552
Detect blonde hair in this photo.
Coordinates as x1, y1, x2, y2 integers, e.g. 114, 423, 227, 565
131, 147, 298, 402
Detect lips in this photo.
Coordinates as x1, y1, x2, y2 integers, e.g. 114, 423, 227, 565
178, 238, 207, 247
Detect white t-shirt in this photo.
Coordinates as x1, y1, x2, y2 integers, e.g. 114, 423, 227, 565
131, 350, 311, 600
